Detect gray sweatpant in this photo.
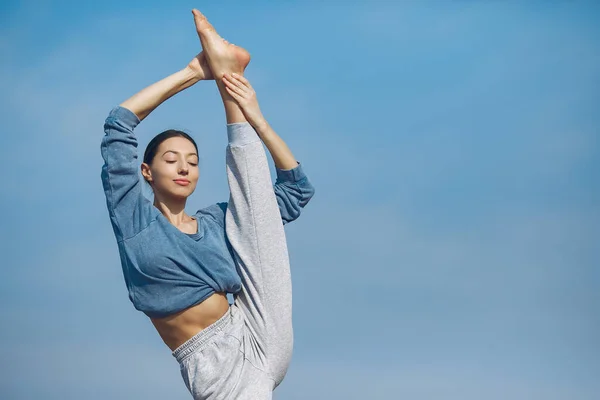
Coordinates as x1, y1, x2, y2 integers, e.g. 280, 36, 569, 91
172, 122, 293, 399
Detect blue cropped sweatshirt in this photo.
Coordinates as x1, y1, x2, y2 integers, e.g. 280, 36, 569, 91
100, 106, 315, 318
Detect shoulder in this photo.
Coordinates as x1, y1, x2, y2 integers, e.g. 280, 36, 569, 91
195, 202, 228, 227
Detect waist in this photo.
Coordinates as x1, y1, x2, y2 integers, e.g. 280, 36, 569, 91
149, 292, 231, 351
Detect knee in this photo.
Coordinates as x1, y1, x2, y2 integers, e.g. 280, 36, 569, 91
269, 335, 293, 388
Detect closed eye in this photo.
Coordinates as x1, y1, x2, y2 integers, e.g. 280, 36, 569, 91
166, 161, 198, 166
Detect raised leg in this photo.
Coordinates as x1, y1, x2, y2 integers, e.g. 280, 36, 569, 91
224, 124, 293, 388
191, 10, 294, 388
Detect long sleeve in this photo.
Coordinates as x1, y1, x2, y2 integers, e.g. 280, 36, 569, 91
273, 162, 315, 225
201, 162, 315, 227
100, 106, 155, 241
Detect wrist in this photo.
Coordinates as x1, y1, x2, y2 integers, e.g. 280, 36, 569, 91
251, 117, 269, 134
181, 66, 202, 83
168, 67, 200, 97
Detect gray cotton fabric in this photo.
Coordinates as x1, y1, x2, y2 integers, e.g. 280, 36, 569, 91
172, 122, 299, 399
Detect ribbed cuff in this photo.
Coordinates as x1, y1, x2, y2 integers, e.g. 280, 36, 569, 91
276, 161, 306, 183
107, 106, 141, 129
227, 122, 260, 147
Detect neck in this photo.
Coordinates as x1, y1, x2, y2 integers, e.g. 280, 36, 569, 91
153, 195, 190, 226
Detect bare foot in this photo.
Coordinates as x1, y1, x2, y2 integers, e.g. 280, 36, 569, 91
187, 51, 213, 80
192, 9, 250, 79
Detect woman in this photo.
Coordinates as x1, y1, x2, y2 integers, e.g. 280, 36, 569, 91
100, 9, 315, 399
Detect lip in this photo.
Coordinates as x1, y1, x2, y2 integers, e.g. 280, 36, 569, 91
174, 179, 190, 186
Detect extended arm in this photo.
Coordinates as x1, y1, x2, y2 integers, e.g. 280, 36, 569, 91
120, 52, 211, 121
218, 73, 315, 225
221, 73, 298, 170
101, 54, 211, 241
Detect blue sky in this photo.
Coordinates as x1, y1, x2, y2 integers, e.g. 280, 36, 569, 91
0, 1, 598, 399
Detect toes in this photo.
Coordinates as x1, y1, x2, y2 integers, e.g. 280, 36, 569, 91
192, 9, 215, 32
192, 9, 203, 23
192, 9, 205, 19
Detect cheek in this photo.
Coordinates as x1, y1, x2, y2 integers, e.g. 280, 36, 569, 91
154, 165, 176, 179
188, 165, 199, 178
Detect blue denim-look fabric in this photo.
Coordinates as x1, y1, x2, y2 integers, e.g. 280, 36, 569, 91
100, 106, 315, 318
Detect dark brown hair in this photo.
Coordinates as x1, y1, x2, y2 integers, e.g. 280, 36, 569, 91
143, 129, 199, 166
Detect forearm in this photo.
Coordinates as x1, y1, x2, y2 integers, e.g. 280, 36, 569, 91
120, 67, 199, 121
253, 121, 298, 170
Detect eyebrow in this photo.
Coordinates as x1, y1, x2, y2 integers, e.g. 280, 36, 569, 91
162, 150, 198, 157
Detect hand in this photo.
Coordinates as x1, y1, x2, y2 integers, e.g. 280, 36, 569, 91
222, 73, 266, 128
186, 52, 213, 80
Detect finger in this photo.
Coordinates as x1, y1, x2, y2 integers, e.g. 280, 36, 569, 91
224, 74, 248, 95
225, 85, 244, 103
223, 76, 247, 97
225, 73, 248, 93
231, 73, 251, 89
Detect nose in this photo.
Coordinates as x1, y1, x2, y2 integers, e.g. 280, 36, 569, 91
178, 164, 188, 175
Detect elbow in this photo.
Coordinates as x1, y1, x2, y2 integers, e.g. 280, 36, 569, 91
299, 181, 315, 207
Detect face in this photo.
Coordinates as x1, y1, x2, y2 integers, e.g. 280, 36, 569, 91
141, 136, 199, 200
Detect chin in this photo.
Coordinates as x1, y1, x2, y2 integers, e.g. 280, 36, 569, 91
168, 191, 193, 201
157, 185, 196, 200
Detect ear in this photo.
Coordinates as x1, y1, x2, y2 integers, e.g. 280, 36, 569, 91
140, 163, 153, 183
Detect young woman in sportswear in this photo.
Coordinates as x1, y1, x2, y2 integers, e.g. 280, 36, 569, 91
100, 9, 314, 399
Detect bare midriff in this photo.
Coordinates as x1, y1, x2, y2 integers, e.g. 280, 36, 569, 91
150, 292, 231, 352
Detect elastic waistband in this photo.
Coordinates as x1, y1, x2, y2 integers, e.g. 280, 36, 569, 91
172, 306, 233, 363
